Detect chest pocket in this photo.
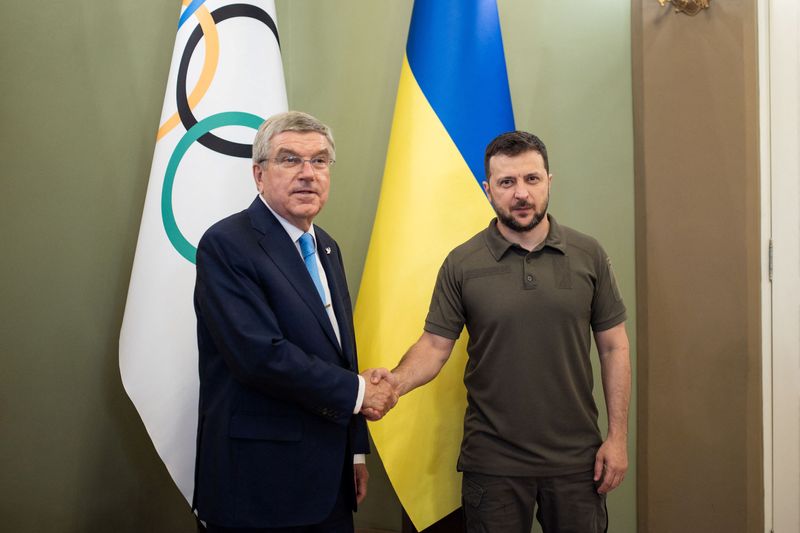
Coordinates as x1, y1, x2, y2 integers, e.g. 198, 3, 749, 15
463, 265, 511, 281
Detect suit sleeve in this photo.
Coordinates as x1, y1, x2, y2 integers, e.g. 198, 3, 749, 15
195, 229, 358, 426
328, 237, 370, 454
350, 416, 369, 454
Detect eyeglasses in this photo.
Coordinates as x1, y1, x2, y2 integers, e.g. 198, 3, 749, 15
261, 154, 335, 170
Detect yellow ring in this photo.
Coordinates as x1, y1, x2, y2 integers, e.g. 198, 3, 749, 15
156, 1, 220, 140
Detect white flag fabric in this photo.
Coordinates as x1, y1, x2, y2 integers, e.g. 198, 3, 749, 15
119, 0, 287, 503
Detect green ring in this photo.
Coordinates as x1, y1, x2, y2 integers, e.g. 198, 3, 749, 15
161, 111, 263, 264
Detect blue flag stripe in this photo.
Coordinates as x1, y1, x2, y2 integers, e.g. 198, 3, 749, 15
406, 0, 515, 187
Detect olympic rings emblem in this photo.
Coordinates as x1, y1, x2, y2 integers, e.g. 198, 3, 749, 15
159, 1, 281, 264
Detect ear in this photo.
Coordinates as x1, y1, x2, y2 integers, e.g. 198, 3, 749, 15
482, 179, 490, 195
252, 164, 264, 193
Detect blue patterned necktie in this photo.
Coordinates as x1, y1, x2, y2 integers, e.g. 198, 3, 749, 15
298, 232, 326, 304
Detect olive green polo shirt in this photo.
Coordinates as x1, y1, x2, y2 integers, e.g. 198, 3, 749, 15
425, 215, 626, 476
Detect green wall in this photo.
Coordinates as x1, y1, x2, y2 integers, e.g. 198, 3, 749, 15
0, 1, 634, 531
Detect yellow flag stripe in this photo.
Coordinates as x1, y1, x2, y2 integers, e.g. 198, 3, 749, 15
354, 56, 494, 530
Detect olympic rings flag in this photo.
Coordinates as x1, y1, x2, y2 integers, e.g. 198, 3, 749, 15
119, 0, 287, 503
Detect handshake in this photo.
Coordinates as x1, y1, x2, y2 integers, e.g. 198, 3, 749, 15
359, 368, 401, 421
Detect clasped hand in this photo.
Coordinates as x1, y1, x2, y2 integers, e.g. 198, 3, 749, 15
359, 368, 399, 421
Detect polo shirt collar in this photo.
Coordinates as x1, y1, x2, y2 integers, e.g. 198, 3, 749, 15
544, 215, 567, 254
484, 214, 567, 261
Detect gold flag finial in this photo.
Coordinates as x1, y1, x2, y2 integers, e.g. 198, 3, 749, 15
658, 0, 711, 16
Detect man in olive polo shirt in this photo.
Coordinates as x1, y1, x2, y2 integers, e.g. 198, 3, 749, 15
368, 131, 631, 533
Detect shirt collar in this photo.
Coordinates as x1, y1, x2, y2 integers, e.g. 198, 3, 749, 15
259, 194, 317, 246
484, 214, 567, 261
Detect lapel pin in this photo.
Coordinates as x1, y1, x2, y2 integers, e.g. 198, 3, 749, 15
325, 247, 331, 255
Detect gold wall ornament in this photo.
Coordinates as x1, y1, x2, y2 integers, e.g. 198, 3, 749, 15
658, 0, 711, 16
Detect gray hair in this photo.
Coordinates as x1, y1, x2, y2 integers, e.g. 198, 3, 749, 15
252, 111, 335, 165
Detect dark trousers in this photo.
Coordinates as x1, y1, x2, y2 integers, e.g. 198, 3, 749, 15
204, 460, 354, 533
462, 470, 607, 533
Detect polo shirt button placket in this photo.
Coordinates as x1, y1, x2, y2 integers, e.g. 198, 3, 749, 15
524, 256, 537, 289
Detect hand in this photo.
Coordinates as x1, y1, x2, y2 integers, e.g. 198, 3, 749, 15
366, 367, 399, 388
360, 368, 398, 420
593, 435, 628, 494
362, 368, 400, 420
354, 463, 369, 504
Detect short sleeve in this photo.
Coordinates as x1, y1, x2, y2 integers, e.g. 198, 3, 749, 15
424, 256, 466, 340
590, 251, 627, 332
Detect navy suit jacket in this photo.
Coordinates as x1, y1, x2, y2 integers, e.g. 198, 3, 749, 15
192, 197, 369, 528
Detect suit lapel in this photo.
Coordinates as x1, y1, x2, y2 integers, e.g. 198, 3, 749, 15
316, 231, 355, 368
246, 199, 342, 355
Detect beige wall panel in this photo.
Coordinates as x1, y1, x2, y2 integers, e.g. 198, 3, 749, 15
632, 1, 762, 532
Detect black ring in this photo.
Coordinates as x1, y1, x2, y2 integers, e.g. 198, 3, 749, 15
176, 4, 280, 158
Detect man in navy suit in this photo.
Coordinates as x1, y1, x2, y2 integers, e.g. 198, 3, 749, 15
193, 111, 397, 532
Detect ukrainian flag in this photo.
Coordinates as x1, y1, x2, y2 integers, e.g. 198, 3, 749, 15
354, 1, 515, 528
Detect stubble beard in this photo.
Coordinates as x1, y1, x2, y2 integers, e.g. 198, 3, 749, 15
494, 197, 549, 234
